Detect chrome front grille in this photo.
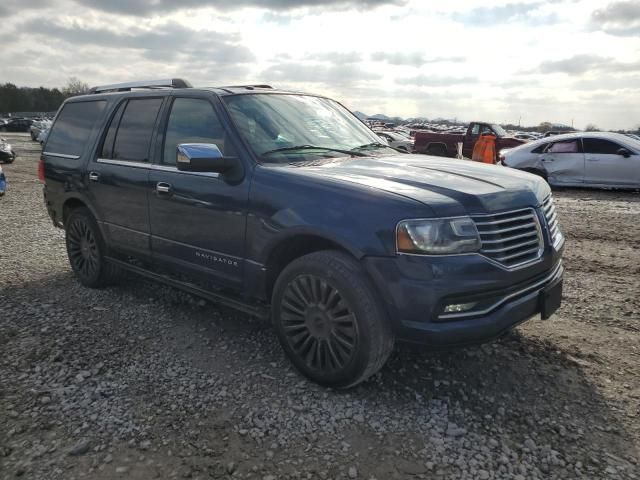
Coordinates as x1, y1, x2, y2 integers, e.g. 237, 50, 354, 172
472, 208, 542, 268
542, 195, 562, 248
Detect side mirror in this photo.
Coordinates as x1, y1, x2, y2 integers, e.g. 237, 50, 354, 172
617, 148, 631, 158
176, 143, 237, 173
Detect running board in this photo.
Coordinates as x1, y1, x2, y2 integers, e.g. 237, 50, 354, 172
106, 257, 270, 320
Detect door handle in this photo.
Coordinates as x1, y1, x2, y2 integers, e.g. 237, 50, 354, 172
541, 158, 553, 162
156, 182, 172, 194
88, 172, 99, 182
587, 157, 600, 162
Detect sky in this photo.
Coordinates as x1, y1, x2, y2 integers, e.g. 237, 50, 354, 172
1, 0, 639, 130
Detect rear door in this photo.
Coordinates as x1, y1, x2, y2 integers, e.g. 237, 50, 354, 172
582, 137, 639, 187
87, 96, 164, 257
540, 138, 584, 185
148, 94, 249, 290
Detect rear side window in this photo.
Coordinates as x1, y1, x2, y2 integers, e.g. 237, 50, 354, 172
46, 101, 106, 157
583, 138, 623, 155
546, 140, 579, 154
106, 98, 163, 162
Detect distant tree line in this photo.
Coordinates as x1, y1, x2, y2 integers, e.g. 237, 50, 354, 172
0, 78, 90, 114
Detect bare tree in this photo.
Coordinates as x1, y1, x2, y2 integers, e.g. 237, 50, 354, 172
63, 77, 90, 97
585, 123, 599, 132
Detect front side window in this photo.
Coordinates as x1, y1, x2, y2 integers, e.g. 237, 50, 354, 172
162, 98, 234, 165
46, 100, 106, 157
547, 140, 579, 154
223, 93, 391, 162
582, 138, 623, 155
110, 98, 163, 162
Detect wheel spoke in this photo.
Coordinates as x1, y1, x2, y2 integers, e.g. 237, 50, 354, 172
282, 297, 306, 316
325, 338, 343, 368
291, 279, 311, 305
331, 329, 354, 351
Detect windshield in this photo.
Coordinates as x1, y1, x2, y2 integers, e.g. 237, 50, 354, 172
491, 124, 508, 137
222, 93, 393, 162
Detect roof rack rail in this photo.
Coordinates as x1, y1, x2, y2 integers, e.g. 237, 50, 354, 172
220, 84, 273, 90
90, 78, 192, 93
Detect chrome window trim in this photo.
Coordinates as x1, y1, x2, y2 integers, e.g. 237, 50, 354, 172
96, 158, 220, 178
439, 261, 563, 320
97, 158, 148, 168
43, 152, 80, 160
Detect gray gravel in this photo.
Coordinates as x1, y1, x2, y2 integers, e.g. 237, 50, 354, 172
1, 132, 639, 479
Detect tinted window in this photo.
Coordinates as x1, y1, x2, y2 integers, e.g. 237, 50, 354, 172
112, 98, 163, 162
547, 140, 579, 153
46, 101, 106, 156
100, 101, 126, 158
583, 138, 623, 155
162, 98, 233, 165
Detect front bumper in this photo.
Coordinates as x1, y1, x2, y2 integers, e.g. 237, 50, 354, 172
363, 241, 564, 347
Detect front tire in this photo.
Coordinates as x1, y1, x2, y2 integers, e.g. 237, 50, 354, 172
272, 251, 394, 389
65, 208, 119, 288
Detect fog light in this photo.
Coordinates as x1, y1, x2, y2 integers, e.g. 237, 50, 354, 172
443, 302, 478, 313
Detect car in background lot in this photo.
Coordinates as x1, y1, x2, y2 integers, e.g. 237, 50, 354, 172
375, 130, 414, 152
30, 119, 52, 140
37, 128, 50, 145
501, 132, 640, 189
0, 118, 33, 132
0, 137, 15, 163
0, 165, 6, 196
413, 121, 526, 159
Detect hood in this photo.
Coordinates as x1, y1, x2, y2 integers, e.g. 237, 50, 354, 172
279, 154, 549, 217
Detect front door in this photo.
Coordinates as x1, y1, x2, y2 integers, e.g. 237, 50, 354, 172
540, 138, 584, 185
87, 96, 164, 257
148, 95, 249, 290
582, 137, 639, 187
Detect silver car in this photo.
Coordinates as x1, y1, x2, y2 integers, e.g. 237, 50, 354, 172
500, 132, 640, 189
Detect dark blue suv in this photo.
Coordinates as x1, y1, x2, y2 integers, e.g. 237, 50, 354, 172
41, 79, 564, 388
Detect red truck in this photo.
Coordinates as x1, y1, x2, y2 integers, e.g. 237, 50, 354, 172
413, 122, 526, 160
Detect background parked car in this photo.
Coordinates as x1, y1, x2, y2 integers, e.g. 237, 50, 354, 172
37, 127, 50, 144
0, 137, 16, 163
0, 118, 33, 132
376, 130, 414, 152
501, 132, 640, 189
30, 119, 52, 140
0, 165, 6, 196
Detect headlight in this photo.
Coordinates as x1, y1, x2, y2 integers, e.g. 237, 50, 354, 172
396, 217, 481, 254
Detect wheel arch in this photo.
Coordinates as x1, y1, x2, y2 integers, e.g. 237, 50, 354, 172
425, 142, 449, 156
261, 231, 362, 301
62, 196, 100, 228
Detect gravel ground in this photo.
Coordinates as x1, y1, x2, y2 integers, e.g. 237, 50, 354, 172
1, 132, 638, 480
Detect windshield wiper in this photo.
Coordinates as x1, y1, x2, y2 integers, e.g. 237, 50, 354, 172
351, 142, 392, 151
261, 145, 367, 157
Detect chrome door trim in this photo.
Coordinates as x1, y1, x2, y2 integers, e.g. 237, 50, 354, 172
43, 151, 80, 159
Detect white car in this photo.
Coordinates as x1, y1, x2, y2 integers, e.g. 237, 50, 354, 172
501, 132, 640, 189
376, 131, 414, 152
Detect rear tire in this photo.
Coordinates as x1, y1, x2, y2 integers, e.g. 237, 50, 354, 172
65, 207, 120, 288
272, 250, 394, 389
426, 144, 447, 157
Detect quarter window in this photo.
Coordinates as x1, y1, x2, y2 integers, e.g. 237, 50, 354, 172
108, 98, 163, 162
583, 138, 623, 155
162, 98, 233, 165
46, 101, 106, 157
